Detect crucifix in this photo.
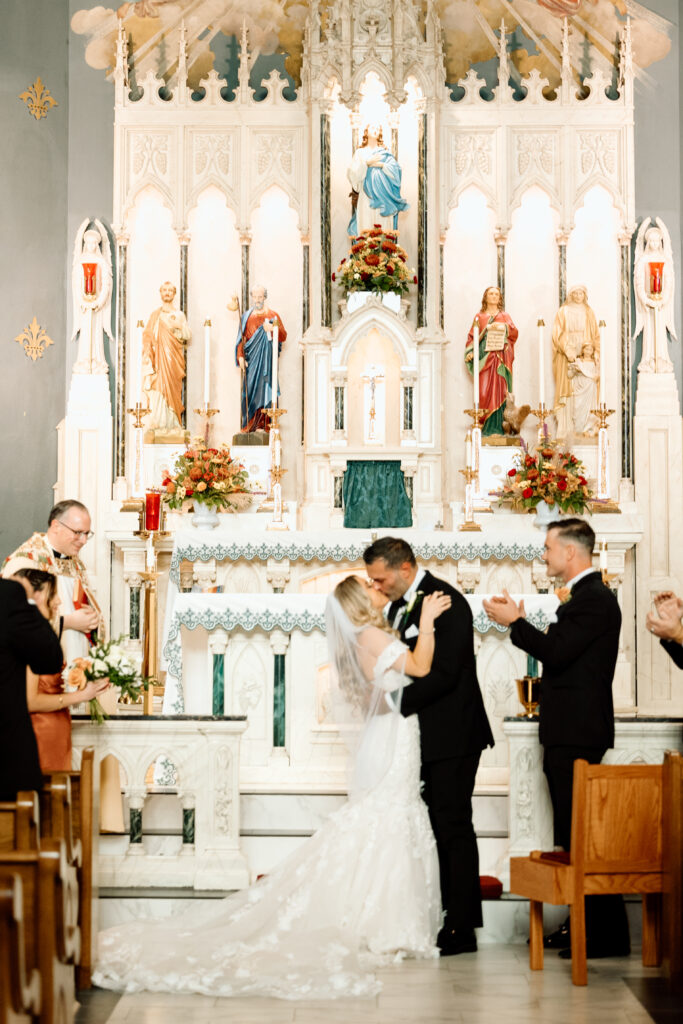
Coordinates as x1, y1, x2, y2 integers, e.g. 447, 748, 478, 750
361, 364, 385, 441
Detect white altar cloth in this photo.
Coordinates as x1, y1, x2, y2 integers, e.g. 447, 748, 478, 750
162, 591, 559, 714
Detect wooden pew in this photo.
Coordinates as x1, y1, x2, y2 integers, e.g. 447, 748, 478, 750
0, 872, 41, 1023
0, 839, 79, 1024
0, 794, 40, 854
662, 750, 683, 988
45, 748, 95, 989
510, 760, 664, 986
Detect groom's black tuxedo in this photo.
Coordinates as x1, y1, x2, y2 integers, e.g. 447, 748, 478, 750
390, 570, 494, 938
510, 570, 629, 951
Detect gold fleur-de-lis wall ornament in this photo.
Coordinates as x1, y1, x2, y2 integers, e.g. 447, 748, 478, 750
14, 318, 55, 361
19, 77, 58, 120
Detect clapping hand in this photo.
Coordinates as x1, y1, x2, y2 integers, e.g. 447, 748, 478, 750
419, 591, 451, 629
646, 591, 683, 643
483, 589, 525, 626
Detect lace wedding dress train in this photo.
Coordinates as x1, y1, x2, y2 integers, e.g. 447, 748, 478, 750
93, 638, 441, 999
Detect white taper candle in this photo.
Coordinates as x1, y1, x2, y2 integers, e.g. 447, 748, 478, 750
537, 318, 545, 407
472, 321, 480, 408
598, 320, 606, 406
203, 319, 211, 407
271, 320, 279, 408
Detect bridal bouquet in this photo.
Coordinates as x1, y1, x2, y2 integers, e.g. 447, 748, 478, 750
162, 440, 252, 512
334, 226, 416, 296
64, 636, 149, 724
498, 441, 593, 514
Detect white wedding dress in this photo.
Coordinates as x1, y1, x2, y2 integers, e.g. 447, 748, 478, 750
93, 634, 441, 999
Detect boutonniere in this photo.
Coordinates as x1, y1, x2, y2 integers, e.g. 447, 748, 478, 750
403, 590, 424, 621
554, 586, 572, 605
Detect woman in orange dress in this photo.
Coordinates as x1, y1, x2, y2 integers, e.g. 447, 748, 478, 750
13, 567, 109, 771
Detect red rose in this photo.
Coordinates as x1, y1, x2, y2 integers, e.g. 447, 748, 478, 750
522, 487, 533, 499
331, 272, 336, 281
557, 479, 568, 491
507, 468, 516, 477
386, 263, 395, 274
578, 476, 587, 485
413, 275, 418, 284
340, 258, 346, 264
525, 455, 536, 467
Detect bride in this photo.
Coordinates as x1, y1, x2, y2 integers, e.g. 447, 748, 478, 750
93, 576, 450, 999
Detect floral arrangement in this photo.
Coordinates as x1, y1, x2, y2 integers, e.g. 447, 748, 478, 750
162, 440, 252, 512
498, 441, 593, 514
64, 636, 148, 724
333, 226, 416, 296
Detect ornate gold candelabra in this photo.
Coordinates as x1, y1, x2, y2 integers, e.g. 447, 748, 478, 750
459, 464, 482, 532
588, 404, 620, 512
127, 401, 149, 498
262, 406, 289, 530
529, 403, 550, 443
193, 403, 220, 444
132, 509, 169, 714
464, 406, 492, 511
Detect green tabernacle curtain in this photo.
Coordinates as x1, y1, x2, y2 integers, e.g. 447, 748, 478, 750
343, 460, 413, 528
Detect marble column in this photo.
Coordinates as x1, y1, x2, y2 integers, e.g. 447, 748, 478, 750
208, 628, 229, 716
179, 234, 189, 428
302, 237, 310, 335
556, 232, 569, 307
269, 630, 290, 749
320, 112, 332, 327
439, 235, 445, 330
417, 110, 427, 329
240, 232, 251, 313
619, 231, 633, 483
115, 232, 129, 480
495, 231, 507, 296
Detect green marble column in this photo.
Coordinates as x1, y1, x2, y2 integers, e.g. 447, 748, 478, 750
182, 807, 195, 845
620, 237, 632, 480
179, 241, 189, 428
417, 112, 427, 329
212, 653, 225, 716
129, 807, 142, 844
273, 653, 286, 747
320, 113, 332, 327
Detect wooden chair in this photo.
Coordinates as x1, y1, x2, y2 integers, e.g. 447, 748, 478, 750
0, 872, 41, 1023
45, 748, 95, 989
662, 750, 682, 988
510, 759, 664, 985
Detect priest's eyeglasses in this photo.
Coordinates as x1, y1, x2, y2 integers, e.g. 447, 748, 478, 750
58, 521, 94, 541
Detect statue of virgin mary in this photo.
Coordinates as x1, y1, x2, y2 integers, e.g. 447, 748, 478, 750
347, 123, 408, 237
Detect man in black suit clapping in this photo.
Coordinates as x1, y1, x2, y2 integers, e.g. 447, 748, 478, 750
484, 517, 630, 958
364, 537, 494, 956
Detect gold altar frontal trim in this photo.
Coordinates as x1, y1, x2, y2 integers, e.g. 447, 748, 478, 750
482, 435, 521, 447
588, 499, 621, 514
145, 427, 190, 445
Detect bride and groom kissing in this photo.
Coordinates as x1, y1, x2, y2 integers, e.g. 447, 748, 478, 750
94, 536, 493, 999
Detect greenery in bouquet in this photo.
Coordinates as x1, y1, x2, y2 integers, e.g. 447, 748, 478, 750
162, 440, 252, 512
63, 636, 149, 724
498, 440, 593, 514
333, 226, 416, 296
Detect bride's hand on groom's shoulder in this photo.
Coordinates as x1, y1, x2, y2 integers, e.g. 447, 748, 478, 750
483, 588, 525, 626
420, 591, 451, 628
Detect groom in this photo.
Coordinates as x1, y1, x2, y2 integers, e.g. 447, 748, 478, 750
364, 537, 494, 954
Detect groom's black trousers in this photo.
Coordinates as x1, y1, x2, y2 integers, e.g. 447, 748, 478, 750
421, 752, 482, 932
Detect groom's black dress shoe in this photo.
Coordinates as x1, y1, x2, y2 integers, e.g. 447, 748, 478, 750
543, 921, 571, 949
438, 928, 478, 956
558, 942, 630, 960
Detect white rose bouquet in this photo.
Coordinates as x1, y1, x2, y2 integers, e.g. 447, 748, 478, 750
63, 635, 149, 724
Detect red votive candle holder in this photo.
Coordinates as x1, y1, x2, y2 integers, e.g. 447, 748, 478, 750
82, 262, 98, 296
648, 261, 664, 296
145, 490, 161, 532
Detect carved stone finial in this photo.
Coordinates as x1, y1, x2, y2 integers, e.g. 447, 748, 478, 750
238, 19, 250, 101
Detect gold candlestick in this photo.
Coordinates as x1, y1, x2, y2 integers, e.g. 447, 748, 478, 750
529, 403, 550, 443
458, 466, 482, 532
516, 676, 541, 718
193, 403, 220, 444
127, 402, 150, 497
588, 403, 620, 511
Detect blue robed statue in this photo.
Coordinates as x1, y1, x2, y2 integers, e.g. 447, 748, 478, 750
347, 123, 409, 237
235, 285, 287, 433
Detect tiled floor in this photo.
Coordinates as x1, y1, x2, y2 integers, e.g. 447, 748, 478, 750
75, 946, 680, 1024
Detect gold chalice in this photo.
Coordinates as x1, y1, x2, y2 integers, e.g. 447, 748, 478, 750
516, 676, 541, 718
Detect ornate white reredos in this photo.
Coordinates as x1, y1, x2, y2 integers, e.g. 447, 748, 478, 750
305, 0, 445, 108
112, 11, 635, 239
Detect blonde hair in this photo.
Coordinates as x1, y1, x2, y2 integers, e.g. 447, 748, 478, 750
334, 576, 392, 634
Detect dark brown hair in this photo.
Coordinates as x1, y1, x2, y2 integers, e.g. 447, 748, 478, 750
480, 286, 504, 313
547, 518, 595, 555
363, 537, 416, 569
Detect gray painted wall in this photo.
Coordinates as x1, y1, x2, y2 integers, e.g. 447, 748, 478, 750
0, 1, 69, 556
0, 3, 681, 559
